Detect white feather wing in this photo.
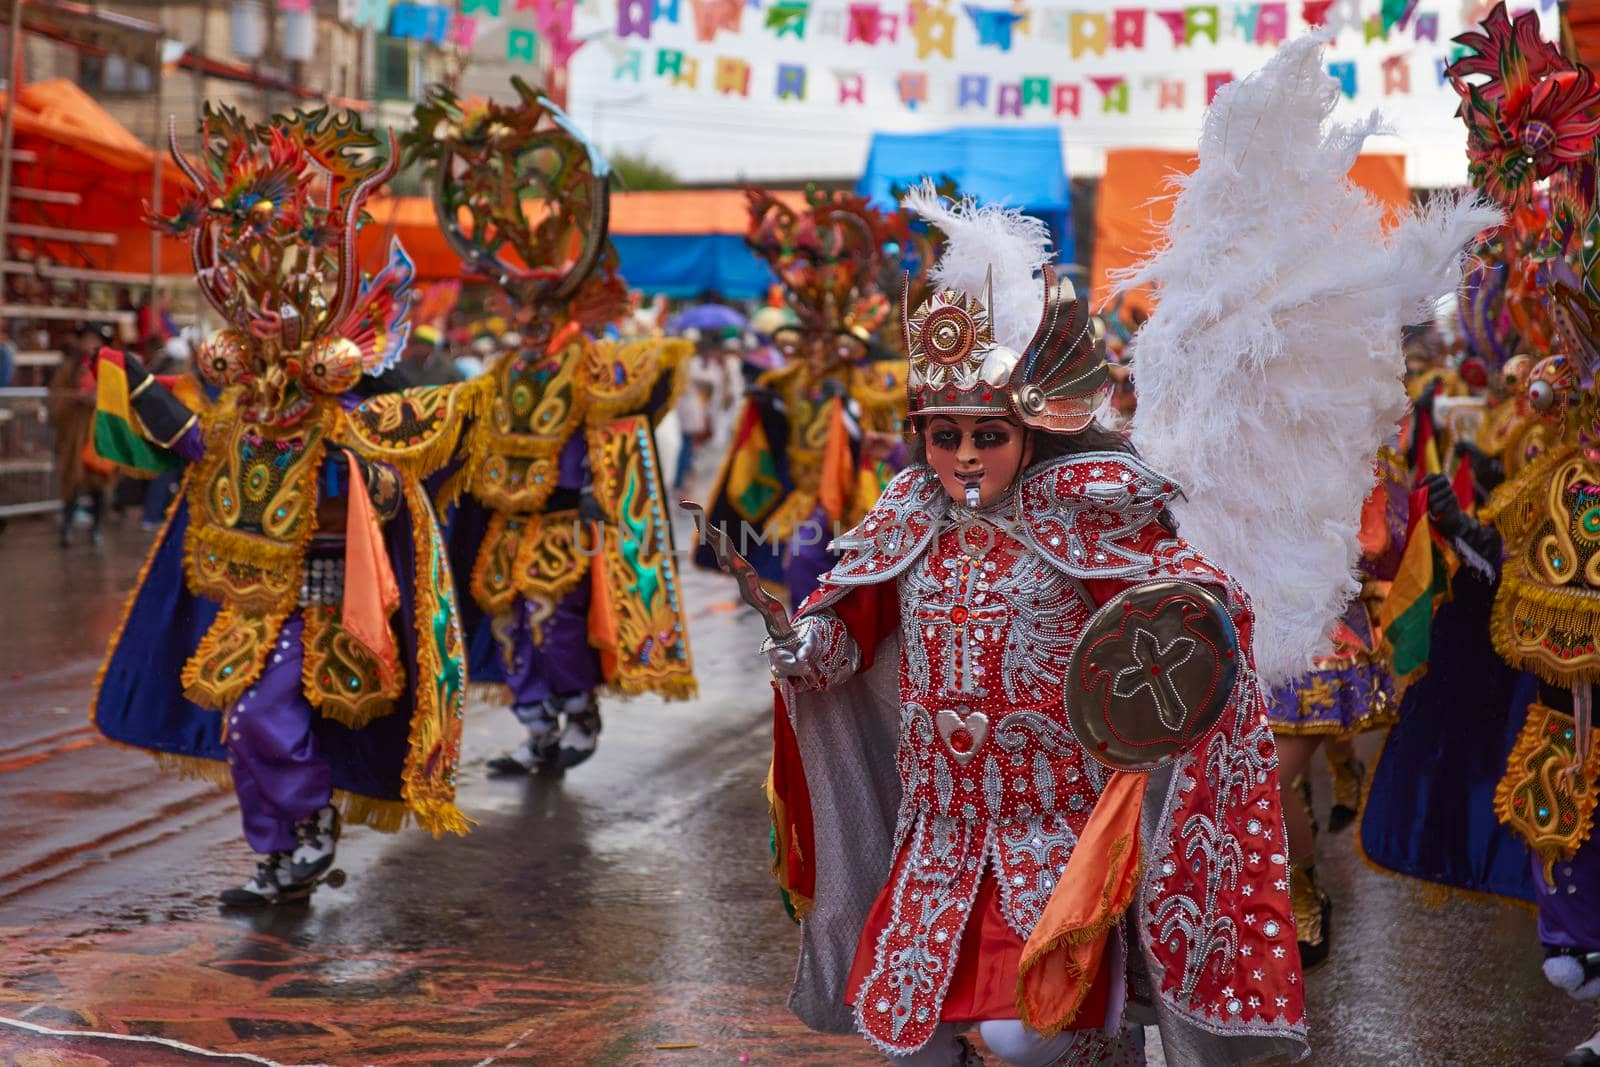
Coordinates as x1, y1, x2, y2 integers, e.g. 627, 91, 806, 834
1123, 33, 1498, 684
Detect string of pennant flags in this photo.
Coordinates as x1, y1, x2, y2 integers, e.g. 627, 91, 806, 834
315, 0, 1557, 113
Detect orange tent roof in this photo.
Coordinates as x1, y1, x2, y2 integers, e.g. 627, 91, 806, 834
0, 78, 191, 275
1091, 149, 1409, 315
2, 78, 157, 174
360, 189, 813, 281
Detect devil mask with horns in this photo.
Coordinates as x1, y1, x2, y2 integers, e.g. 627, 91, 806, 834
154, 105, 414, 427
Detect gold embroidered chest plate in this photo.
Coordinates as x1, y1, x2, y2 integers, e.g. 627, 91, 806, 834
185, 399, 331, 612
468, 343, 586, 515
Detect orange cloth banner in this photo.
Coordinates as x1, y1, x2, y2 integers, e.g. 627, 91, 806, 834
1092, 149, 1408, 316
341, 454, 402, 686
1016, 768, 1146, 1037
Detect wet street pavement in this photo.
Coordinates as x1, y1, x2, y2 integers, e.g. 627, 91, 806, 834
0, 507, 1594, 1067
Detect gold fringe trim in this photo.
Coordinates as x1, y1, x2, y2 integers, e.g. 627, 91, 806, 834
1014, 831, 1142, 1041
1492, 702, 1600, 883
1351, 728, 1538, 913
1268, 706, 1398, 738
394, 477, 471, 839
466, 681, 513, 705
137, 750, 466, 836
334, 377, 492, 483
1489, 573, 1600, 688
582, 337, 692, 426
604, 675, 700, 703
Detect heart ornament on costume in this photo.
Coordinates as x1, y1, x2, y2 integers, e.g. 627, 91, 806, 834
936, 708, 989, 764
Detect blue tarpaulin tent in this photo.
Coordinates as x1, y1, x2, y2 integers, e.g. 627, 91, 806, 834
610, 128, 1072, 298
856, 125, 1074, 264
612, 233, 775, 300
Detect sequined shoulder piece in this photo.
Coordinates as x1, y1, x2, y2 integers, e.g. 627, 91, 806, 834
1020, 452, 1184, 579
824, 465, 946, 585
339, 382, 480, 477
583, 336, 692, 424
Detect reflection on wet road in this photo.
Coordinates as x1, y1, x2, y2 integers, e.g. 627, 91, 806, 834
0, 516, 1590, 1066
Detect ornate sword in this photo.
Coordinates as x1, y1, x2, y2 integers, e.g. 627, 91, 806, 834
681, 499, 802, 651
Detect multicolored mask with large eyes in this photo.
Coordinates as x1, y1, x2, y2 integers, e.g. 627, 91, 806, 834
196, 328, 254, 389
153, 104, 414, 417
1528, 354, 1578, 411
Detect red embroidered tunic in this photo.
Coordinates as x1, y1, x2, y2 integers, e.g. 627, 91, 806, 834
773, 456, 1308, 1059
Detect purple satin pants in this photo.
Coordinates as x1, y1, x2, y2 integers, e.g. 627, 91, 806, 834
502, 577, 600, 712
1535, 844, 1600, 952
226, 612, 332, 854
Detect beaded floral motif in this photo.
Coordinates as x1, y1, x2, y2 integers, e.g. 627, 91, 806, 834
853, 815, 989, 1054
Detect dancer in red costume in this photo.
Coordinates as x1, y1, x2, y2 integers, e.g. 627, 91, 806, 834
763, 185, 1307, 1066
759, 31, 1493, 1065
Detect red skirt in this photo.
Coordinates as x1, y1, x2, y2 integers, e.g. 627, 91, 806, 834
844, 843, 1112, 1026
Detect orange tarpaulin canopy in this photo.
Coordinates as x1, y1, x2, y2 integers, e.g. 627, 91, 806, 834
2, 78, 191, 275
1091, 149, 1409, 315
360, 189, 812, 282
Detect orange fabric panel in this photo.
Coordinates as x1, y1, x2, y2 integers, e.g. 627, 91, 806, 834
1091, 149, 1409, 316
358, 189, 815, 280
2, 79, 154, 173
610, 189, 808, 235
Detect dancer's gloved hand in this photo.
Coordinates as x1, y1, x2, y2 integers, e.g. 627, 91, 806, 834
766, 616, 823, 682
1423, 473, 1463, 536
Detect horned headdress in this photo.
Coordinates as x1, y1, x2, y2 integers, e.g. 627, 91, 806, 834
155, 105, 414, 421
403, 77, 625, 339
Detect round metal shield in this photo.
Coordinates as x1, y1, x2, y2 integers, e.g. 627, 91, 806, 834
1064, 580, 1240, 772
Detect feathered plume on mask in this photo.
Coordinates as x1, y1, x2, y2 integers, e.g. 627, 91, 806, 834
1121, 33, 1501, 684
901, 180, 1051, 352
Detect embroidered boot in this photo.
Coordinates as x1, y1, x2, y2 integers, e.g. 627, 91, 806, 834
1326, 751, 1366, 833
488, 699, 560, 775
1290, 862, 1333, 970
554, 691, 602, 771
219, 852, 292, 908
287, 804, 340, 887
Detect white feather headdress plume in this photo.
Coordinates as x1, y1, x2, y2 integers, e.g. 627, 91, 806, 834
901, 180, 1052, 351
1122, 33, 1500, 685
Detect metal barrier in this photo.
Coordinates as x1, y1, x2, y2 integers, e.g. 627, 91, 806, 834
0, 385, 57, 518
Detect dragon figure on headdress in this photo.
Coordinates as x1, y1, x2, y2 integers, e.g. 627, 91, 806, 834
693, 185, 941, 605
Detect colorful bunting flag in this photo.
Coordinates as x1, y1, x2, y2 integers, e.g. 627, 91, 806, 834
965, 4, 1023, 49
777, 61, 807, 96
958, 72, 990, 107
910, 0, 957, 58
898, 70, 928, 107
617, 0, 653, 38
765, 0, 808, 37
